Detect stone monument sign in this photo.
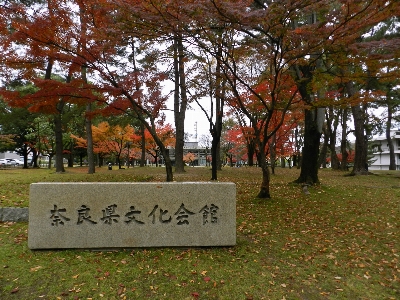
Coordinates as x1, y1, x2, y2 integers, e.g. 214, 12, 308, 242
28, 182, 236, 249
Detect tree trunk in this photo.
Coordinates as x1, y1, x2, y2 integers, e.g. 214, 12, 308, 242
294, 109, 322, 184
210, 43, 224, 178
329, 140, 340, 170
217, 141, 222, 170
292, 14, 324, 183
348, 81, 368, 175
79, 3, 94, 174
247, 140, 255, 166
22, 143, 29, 169
82, 66, 95, 174
270, 133, 276, 174
48, 155, 53, 169
68, 141, 74, 167
44, 57, 65, 173
292, 63, 324, 182
210, 127, 221, 180
98, 154, 103, 167
293, 127, 300, 168
31, 148, 39, 168
165, 159, 173, 182
351, 104, 369, 175
326, 107, 340, 170
386, 105, 396, 170
117, 157, 121, 169
257, 151, 271, 198
318, 124, 328, 168
54, 104, 65, 173
140, 123, 146, 167
229, 154, 233, 167
340, 108, 349, 171
280, 157, 285, 168
159, 146, 173, 181
173, 34, 188, 173
85, 102, 95, 173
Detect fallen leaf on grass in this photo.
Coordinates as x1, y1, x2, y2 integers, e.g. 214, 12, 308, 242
30, 266, 42, 272
117, 286, 125, 295
10, 287, 19, 294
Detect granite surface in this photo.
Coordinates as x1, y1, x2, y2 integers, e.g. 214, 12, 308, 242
0, 207, 29, 222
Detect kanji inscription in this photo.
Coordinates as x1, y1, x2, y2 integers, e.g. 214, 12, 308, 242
49, 202, 220, 226
50, 205, 70, 226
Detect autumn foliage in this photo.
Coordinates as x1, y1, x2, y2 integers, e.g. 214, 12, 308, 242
71, 122, 175, 167
0, 0, 399, 190
131, 124, 175, 166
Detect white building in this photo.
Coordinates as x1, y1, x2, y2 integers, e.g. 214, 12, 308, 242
370, 129, 400, 170
168, 142, 209, 166
0, 151, 21, 160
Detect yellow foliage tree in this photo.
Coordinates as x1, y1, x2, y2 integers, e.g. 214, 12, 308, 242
71, 122, 135, 168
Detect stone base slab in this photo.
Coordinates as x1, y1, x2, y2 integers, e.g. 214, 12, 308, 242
28, 182, 236, 249
0, 207, 29, 222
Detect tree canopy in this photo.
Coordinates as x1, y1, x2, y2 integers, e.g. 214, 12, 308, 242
0, 0, 399, 196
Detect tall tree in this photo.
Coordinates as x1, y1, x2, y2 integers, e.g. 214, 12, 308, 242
72, 122, 136, 168
188, 33, 229, 179
340, 107, 350, 171
131, 124, 176, 167
326, 106, 341, 170
78, 0, 95, 174
173, 33, 189, 173
0, 0, 176, 181
0, 81, 38, 168
200, 0, 400, 189
364, 16, 400, 171
384, 86, 400, 170
26, 116, 57, 168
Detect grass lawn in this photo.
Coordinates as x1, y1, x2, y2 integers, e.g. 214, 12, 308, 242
0, 166, 399, 299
